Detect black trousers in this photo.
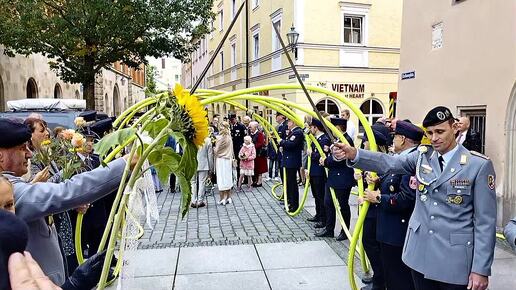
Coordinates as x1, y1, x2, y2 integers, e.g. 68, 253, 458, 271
324, 186, 351, 231
363, 217, 385, 290
169, 174, 176, 191
379, 243, 414, 290
310, 175, 326, 221
285, 168, 299, 211
411, 270, 467, 290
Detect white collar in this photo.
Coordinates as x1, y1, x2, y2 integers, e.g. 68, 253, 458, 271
437, 143, 459, 165
315, 131, 324, 138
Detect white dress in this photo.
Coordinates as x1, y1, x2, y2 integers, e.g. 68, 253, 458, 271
216, 157, 233, 191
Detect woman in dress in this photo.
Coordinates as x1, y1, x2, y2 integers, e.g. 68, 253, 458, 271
237, 136, 256, 190
214, 121, 234, 205
248, 121, 268, 187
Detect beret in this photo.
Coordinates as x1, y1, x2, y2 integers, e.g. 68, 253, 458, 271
395, 120, 424, 142
330, 118, 347, 126
90, 118, 113, 137
422, 106, 454, 127
79, 110, 97, 122
0, 119, 32, 148
96, 112, 110, 120
310, 119, 325, 131
276, 111, 285, 117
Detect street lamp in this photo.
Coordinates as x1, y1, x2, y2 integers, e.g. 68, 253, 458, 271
286, 25, 299, 59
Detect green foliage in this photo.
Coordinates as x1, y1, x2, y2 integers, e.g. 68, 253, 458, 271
93, 128, 137, 161
0, 0, 214, 106
145, 65, 158, 97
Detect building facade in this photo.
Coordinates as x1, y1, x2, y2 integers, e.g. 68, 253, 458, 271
181, 37, 210, 93
397, 0, 516, 225
0, 46, 145, 117
149, 57, 182, 91
204, 0, 402, 130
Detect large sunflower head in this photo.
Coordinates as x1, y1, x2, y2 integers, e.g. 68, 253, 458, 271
172, 84, 209, 147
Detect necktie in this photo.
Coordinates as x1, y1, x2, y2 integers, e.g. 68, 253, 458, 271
438, 156, 445, 171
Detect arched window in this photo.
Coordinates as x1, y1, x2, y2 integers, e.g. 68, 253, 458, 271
26, 78, 38, 98
54, 83, 62, 99
104, 94, 110, 115
316, 98, 340, 115
223, 104, 227, 116
0, 75, 4, 111
359, 98, 384, 129
216, 104, 220, 114
75, 90, 80, 99
113, 84, 120, 116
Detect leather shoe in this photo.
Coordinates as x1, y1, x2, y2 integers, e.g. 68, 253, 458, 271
307, 216, 319, 222
315, 229, 333, 238
336, 230, 348, 241
314, 222, 326, 229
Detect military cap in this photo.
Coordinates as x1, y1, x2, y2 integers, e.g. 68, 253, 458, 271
310, 119, 325, 131
0, 119, 32, 148
90, 118, 113, 137
276, 111, 286, 117
228, 112, 237, 119
330, 118, 347, 126
79, 110, 97, 122
395, 120, 424, 142
79, 126, 100, 139
422, 106, 454, 127
96, 112, 110, 120
363, 124, 390, 146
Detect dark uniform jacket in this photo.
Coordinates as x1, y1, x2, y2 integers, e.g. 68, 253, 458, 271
376, 163, 416, 247
276, 121, 288, 167
324, 133, 356, 190
309, 133, 331, 177
231, 122, 247, 156
280, 127, 304, 169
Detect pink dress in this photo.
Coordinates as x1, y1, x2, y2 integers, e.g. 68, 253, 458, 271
239, 144, 256, 176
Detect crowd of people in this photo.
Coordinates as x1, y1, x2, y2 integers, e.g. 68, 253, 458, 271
2, 104, 516, 290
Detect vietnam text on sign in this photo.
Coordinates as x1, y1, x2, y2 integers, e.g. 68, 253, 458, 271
331, 83, 365, 98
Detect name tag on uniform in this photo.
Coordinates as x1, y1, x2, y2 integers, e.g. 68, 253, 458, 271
421, 164, 433, 173
290, 136, 296, 141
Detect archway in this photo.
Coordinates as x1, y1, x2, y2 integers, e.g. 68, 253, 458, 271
54, 83, 62, 99
26, 78, 38, 98
359, 98, 384, 131
504, 82, 516, 223
316, 98, 340, 115
104, 93, 110, 115
113, 84, 120, 116
0, 75, 4, 111
75, 90, 80, 99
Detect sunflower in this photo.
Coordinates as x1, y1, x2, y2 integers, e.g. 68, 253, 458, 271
173, 84, 209, 147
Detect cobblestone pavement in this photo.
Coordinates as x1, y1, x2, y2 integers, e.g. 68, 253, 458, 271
137, 180, 367, 276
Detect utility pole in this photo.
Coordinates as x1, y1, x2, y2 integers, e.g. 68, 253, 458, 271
245, 0, 250, 109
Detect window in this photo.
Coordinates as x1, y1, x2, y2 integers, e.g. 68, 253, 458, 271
253, 33, 260, 60
161, 58, 166, 69
316, 99, 340, 115
219, 10, 224, 31
210, 21, 214, 39
53, 83, 62, 99
220, 51, 224, 71
26, 78, 38, 98
459, 108, 486, 154
75, 90, 80, 99
252, 0, 259, 9
230, 43, 236, 67
272, 20, 281, 51
359, 99, 384, 131
344, 16, 363, 44
175, 75, 179, 82
231, 0, 236, 17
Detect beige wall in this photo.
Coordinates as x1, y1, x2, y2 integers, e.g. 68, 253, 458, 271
397, 0, 516, 223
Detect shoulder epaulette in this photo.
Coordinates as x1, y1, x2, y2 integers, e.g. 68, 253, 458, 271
470, 150, 490, 160
417, 145, 430, 154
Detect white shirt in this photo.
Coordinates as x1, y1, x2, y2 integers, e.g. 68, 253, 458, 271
437, 144, 459, 170
456, 131, 467, 145
346, 120, 357, 140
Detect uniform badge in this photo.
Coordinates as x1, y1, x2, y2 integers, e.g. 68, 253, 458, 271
421, 164, 433, 173
437, 111, 446, 120
420, 194, 428, 202
447, 195, 464, 205
290, 136, 296, 141
460, 154, 468, 165
409, 176, 417, 190
418, 146, 428, 153
418, 184, 425, 192
389, 185, 395, 192
488, 175, 495, 190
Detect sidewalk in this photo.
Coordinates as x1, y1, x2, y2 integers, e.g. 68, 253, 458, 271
109, 181, 516, 289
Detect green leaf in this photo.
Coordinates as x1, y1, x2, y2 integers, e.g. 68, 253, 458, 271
177, 173, 192, 218
93, 128, 136, 160
145, 118, 168, 139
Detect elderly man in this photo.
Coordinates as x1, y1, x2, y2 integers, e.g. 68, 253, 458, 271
332, 107, 496, 290
248, 121, 267, 187
341, 109, 357, 141
456, 116, 482, 153
0, 118, 137, 286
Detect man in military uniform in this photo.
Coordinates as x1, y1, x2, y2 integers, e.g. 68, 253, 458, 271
279, 118, 304, 212
229, 112, 247, 180
504, 217, 516, 253
0, 118, 138, 286
361, 120, 423, 290
333, 106, 496, 290
275, 112, 288, 182
306, 119, 331, 223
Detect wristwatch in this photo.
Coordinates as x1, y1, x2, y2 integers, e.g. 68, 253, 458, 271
375, 194, 381, 203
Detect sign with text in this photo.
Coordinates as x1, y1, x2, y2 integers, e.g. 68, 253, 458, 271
401, 71, 416, 80
331, 83, 365, 98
